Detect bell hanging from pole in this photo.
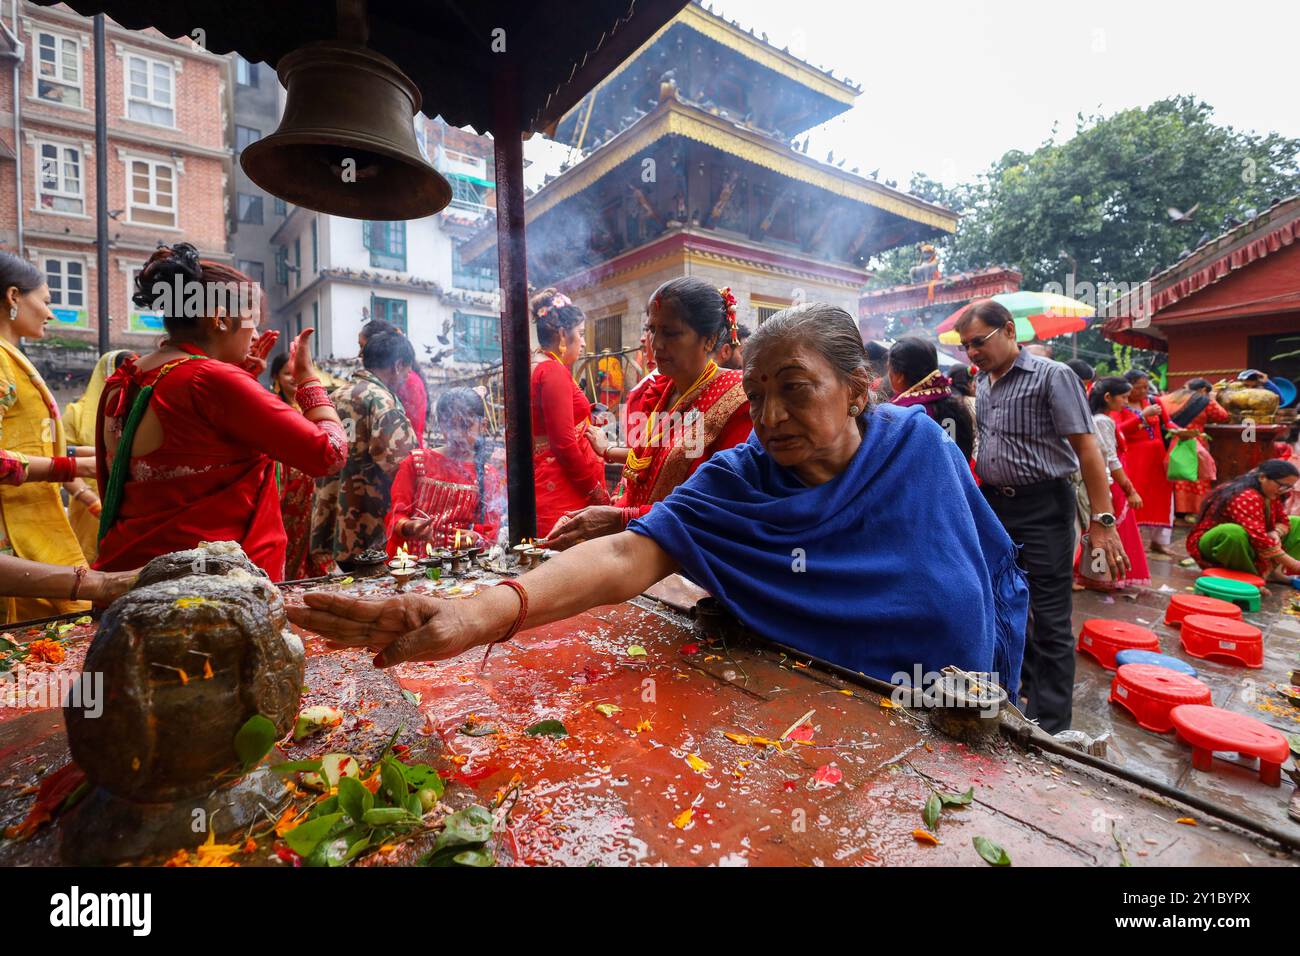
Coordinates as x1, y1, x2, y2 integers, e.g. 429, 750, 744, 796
240, 41, 450, 220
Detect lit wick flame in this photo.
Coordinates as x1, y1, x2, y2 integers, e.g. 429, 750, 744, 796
393, 545, 416, 570
453, 529, 463, 551
425, 542, 434, 557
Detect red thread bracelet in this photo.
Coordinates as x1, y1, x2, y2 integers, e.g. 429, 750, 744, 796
480, 579, 528, 672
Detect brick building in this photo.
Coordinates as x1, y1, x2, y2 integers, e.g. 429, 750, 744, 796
0, 0, 230, 349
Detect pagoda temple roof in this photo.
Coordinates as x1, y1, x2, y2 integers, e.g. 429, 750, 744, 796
461, 95, 956, 266
1102, 194, 1300, 352
550, 2, 860, 148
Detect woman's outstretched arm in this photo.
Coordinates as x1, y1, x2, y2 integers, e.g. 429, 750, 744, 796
286, 530, 678, 667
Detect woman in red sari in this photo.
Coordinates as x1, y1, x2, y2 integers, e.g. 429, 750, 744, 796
95, 244, 346, 581
1158, 377, 1230, 519
1114, 369, 1177, 555
1074, 377, 1151, 590
386, 387, 504, 555
544, 278, 750, 550
529, 288, 608, 536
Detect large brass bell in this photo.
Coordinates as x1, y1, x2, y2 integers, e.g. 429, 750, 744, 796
240, 41, 450, 220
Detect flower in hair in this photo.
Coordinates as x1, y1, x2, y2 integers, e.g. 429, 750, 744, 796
719, 286, 739, 345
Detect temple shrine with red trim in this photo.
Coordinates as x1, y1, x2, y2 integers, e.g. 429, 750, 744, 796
1103, 195, 1300, 390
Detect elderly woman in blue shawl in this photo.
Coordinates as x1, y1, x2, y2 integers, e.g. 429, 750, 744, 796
289, 304, 1028, 695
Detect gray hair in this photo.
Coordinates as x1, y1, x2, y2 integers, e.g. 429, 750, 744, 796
744, 303, 871, 388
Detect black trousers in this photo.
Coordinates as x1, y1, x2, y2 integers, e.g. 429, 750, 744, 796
983, 479, 1076, 733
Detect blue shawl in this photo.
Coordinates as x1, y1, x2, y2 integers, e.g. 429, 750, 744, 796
628, 404, 1027, 695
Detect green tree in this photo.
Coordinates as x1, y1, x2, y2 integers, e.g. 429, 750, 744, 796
949, 96, 1300, 291
876, 96, 1300, 366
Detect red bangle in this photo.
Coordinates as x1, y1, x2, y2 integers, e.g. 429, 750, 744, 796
296, 381, 333, 412
49, 455, 77, 483
494, 579, 529, 642
297, 376, 321, 387
69, 565, 89, 602
479, 579, 528, 673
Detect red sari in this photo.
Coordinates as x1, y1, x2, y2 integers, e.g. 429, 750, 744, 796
385, 447, 504, 556
95, 348, 347, 581
532, 356, 606, 536
1112, 403, 1173, 529
614, 364, 750, 519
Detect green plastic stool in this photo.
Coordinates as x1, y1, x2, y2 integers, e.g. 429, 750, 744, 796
1193, 576, 1261, 613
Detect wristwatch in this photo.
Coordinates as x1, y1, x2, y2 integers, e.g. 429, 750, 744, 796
1090, 512, 1117, 528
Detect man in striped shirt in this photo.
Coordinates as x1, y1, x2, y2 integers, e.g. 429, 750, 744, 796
958, 299, 1128, 732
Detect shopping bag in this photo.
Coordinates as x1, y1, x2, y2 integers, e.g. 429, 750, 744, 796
1167, 436, 1199, 482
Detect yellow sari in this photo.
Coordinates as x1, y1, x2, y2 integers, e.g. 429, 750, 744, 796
63, 349, 128, 561
0, 337, 89, 623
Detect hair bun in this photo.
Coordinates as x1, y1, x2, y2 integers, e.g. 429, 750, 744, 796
133, 243, 204, 311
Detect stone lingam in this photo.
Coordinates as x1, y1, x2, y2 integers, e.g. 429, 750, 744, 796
61, 541, 303, 864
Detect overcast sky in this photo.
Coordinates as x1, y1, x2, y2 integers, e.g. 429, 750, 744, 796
524, 0, 1300, 190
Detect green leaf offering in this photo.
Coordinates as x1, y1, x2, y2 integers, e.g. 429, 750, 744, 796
362, 807, 422, 827
525, 719, 568, 738
401, 763, 443, 795
439, 804, 493, 846
426, 566, 442, 581
1287, 733, 1300, 757
380, 757, 409, 808
451, 847, 494, 867
337, 775, 373, 823
233, 714, 279, 769
626, 646, 647, 657
973, 836, 1011, 866
284, 812, 343, 857
459, 721, 499, 737
939, 787, 974, 807
922, 793, 942, 831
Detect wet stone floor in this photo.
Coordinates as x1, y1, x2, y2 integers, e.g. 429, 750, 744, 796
0, 546, 1296, 867
1068, 526, 1300, 847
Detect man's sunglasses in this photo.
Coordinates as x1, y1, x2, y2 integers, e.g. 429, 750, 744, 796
957, 326, 1004, 353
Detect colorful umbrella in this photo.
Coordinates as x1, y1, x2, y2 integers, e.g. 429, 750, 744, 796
937, 291, 1093, 345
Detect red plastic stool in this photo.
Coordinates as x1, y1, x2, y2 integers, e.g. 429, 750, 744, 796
1203, 568, 1267, 589
1164, 593, 1243, 627
1169, 704, 1290, 786
1076, 619, 1160, 670
1109, 664, 1213, 732
1180, 614, 1264, 668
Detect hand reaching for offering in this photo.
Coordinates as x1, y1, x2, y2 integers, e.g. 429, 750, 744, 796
541, 506, 624, 551
286, 590, 508, 667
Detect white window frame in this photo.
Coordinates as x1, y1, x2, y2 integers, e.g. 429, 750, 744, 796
34, 139, 85, 216
44, 256, 87, 310
32, 28, 83, 108
125, 156, 179, 228
123, 51, 176, 128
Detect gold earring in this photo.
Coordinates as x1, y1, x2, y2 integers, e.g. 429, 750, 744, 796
849, 405, 861, 416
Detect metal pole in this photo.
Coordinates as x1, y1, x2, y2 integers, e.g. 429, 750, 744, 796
492, 67, 536, 544
93, 14, 109, 354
